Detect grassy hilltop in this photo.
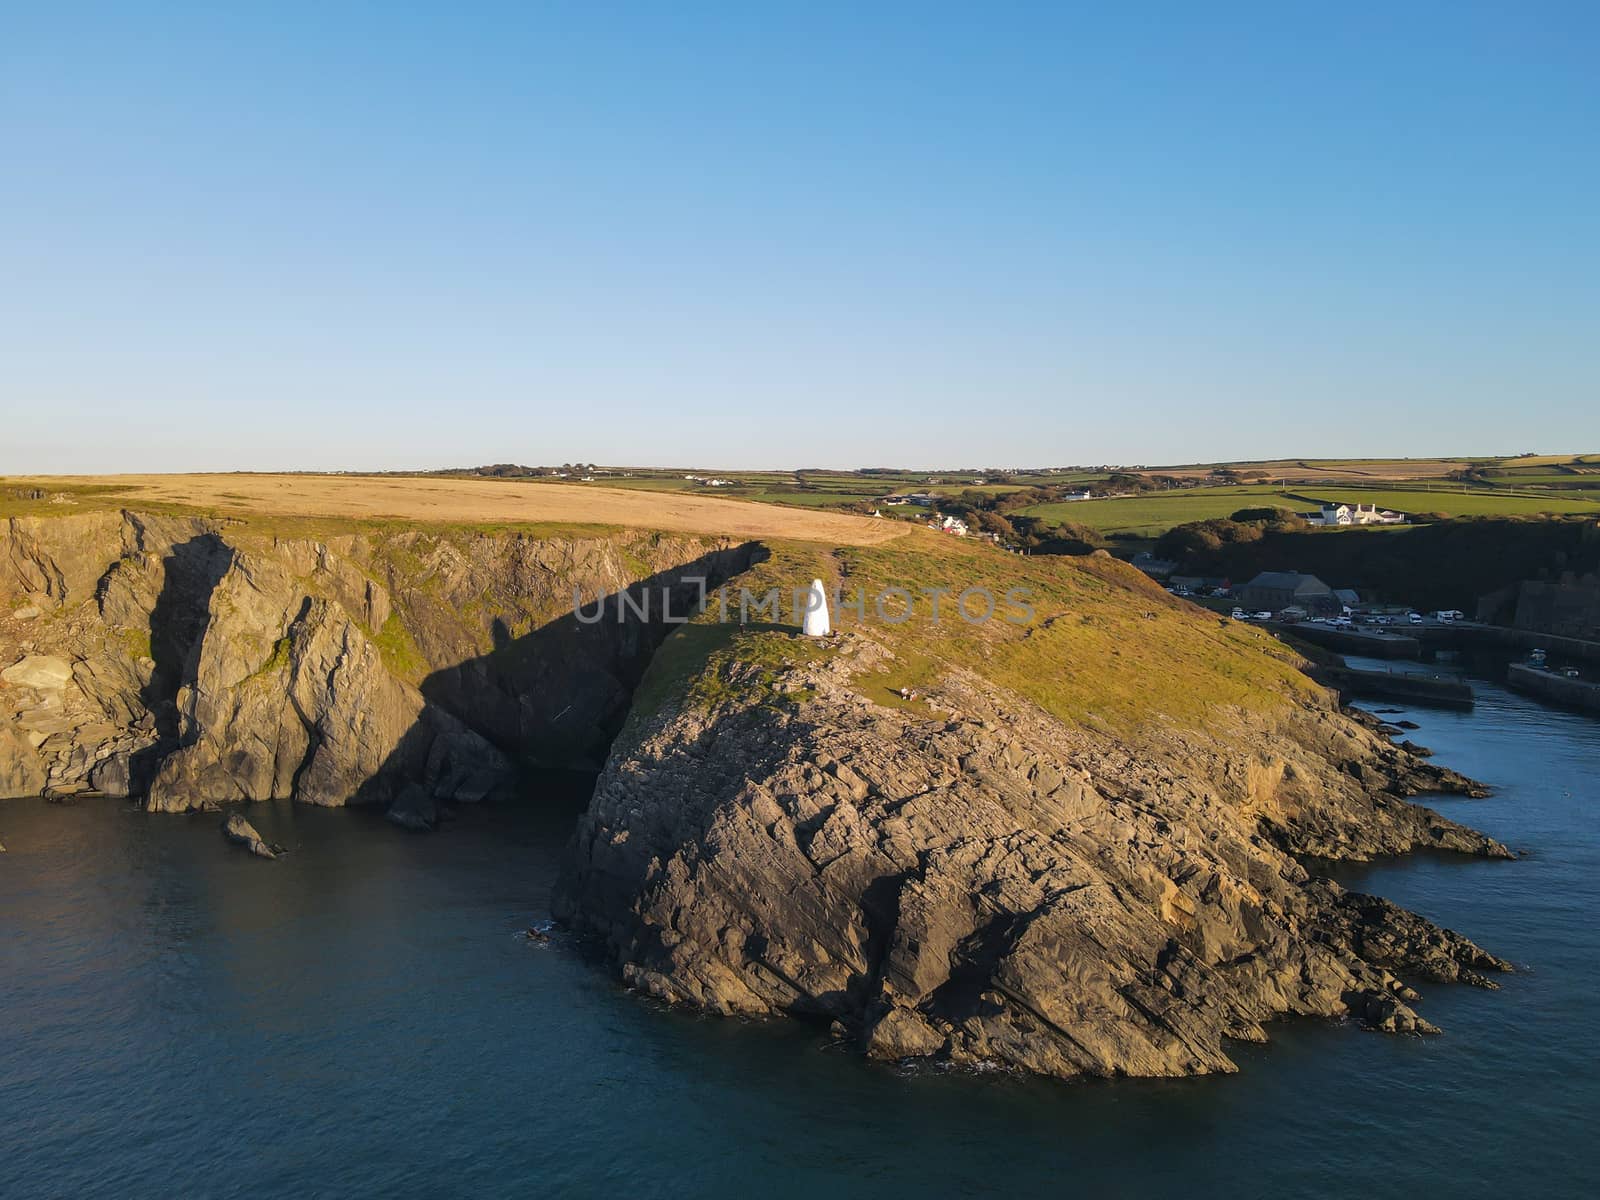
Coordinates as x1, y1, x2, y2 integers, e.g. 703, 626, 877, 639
635, 531, 1317, 742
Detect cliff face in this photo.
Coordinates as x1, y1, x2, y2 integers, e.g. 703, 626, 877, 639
0, 510, 755, 821
553, 540, 1513, 1080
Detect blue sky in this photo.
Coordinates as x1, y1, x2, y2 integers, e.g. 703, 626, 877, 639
3, 1, 1596, 472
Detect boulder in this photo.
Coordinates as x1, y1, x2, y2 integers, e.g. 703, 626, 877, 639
1, 654, 73, 692
866, 1008, 946, 1060
0, 718, 48, 799
221, 812, 276, 859
386, 784, 438, 831
89, 751, 132, 798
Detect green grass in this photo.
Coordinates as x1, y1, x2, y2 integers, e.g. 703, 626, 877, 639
245, 636, 292, 683
1019, 475, 1600, 537
1487, 470, 1600, 485
834, 536, 1318, 734
371, 613, 429, 682
119, 627, 153, 661
636, 531, 1320, 740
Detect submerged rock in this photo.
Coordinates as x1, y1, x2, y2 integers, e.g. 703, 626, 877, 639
221, 812, 276, 859
386, 784, 438, 831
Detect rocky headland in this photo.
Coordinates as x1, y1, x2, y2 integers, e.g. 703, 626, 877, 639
2, 505, 1513, 1081
552, 541, 1512, 1078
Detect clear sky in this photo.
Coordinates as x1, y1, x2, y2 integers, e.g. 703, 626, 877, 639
3, 1, 1596, 473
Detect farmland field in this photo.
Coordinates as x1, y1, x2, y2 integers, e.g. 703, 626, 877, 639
1020, 485, 1303, 535
459, 469, 1050, 511
1020, 477, 1600, 537
1296, 485, 1600, 519
0, 473, 908, 544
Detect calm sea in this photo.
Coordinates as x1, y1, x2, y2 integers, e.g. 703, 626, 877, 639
3, 671, 1596, 1198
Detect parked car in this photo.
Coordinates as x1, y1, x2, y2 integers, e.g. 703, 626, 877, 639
1407, 612, 1423, 624
1254, 611, 1273, 621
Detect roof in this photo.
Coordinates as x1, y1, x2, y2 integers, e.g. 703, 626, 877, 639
1242, 570, 1333, 596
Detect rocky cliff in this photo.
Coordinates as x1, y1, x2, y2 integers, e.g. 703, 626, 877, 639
3, 509, 1518, 1082
1, 509, 755, 824
554, 539, 1513, 1080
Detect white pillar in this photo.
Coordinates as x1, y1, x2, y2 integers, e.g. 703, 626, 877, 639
802, 578, 831, 637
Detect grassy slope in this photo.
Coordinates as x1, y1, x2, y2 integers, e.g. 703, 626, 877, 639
638, 530, 1318, 739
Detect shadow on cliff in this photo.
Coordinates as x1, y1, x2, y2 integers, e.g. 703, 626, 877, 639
129, 533, 232, 790
354, 541, 770, 815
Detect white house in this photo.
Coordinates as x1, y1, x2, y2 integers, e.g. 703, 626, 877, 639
1313, 503, 1406, 527
937, 515, 970, 536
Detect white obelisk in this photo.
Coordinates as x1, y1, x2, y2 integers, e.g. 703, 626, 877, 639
802, 578, 831, 637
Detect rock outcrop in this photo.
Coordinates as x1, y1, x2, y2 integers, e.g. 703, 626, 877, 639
2, 510, 754, 820
556, 631, 1512, 1081
221, 811, 277, 859
145, 550, 509, 812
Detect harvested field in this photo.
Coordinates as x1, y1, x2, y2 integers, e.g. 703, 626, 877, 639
0, 473, 907, 545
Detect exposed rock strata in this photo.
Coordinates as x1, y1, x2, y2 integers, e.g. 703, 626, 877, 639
556, 633, 1511, 1080
2, 511, 751, 819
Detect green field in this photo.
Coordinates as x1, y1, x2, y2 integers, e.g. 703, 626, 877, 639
1484, 470, 1600, 486
1020, 485, 1303, 535
456, 455, 1600, 529
1020, 478, 1600, 537
1300, 485, 1600, 519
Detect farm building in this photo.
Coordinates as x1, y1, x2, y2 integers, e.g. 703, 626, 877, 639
1311, 503, 1407, 527
1237, 570, 1339, 615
